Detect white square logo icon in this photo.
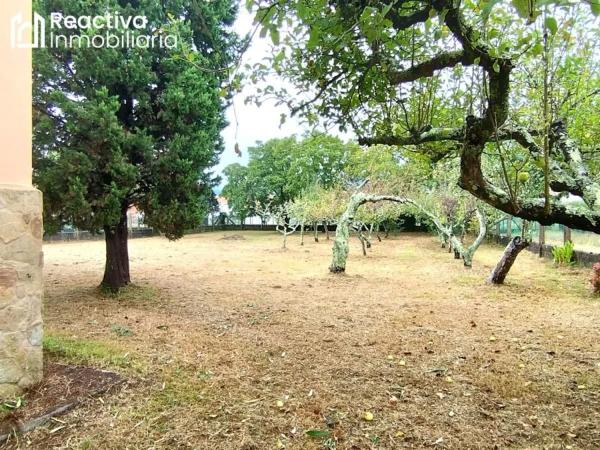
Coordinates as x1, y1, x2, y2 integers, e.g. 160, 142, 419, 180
11, 12, 46, 48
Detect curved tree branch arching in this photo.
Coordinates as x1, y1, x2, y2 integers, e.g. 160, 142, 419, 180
330, 192, 487, 272
251, 0, 600, 235
360, 1, 600, 233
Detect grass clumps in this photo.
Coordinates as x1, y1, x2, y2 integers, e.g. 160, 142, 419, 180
43, 333, 143, 372
98, 283, 158, 303
552, 241, 575, 266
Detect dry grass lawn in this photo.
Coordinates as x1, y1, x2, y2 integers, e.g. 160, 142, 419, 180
7, 231, 600, 449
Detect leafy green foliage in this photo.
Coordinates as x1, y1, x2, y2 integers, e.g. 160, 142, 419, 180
552, 240, 575, 265
222, 163, 256, 223
289, 183, 347, 225
33, 0, 240, 238
243, 0, 600, 233
222, 133, 355, 217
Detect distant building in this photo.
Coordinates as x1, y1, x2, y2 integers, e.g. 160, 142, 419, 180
213, 196, 274, 226
216, 196, 230, 215
127, 206, 146, 229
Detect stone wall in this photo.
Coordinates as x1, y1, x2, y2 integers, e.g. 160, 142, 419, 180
0, 186, 43, 399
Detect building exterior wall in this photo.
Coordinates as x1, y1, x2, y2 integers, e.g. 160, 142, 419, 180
0, 1, 33, 186
0, 188, 43, 398
0, 0, 43, 399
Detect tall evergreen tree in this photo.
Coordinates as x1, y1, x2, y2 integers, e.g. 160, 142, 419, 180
33, 0, 239, 290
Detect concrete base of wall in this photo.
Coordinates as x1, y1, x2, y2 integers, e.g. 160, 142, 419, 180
0, 186, 43, 399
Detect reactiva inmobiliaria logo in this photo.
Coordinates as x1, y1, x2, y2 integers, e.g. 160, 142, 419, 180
11, 11, 178, 49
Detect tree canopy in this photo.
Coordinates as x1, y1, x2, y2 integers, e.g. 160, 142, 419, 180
222, 133, 355, 219
247, 0, 600, 233
33, 0, 240, 290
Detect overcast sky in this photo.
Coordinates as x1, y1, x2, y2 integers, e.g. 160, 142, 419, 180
215, 6, 353, 188
215, 7, 305, 180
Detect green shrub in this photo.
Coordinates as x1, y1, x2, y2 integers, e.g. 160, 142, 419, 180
552, 240, 575, 266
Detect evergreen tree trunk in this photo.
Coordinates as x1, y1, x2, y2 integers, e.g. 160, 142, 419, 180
300, 222, 305, 246
488, 236, 530, 284
102, 211, 130, 292
325, 221, 329, 240
314, 222, 319, 242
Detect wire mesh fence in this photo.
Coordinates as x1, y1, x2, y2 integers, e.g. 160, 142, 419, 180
494, 217, 600, 254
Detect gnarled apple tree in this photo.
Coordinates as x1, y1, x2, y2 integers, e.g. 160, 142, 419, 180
247, 0, 600, 234
330, 188, 487, 272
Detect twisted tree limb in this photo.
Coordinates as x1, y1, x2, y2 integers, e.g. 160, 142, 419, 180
330, 193, 409, 272
330, 192, 487, 272
361, 0, 600, 233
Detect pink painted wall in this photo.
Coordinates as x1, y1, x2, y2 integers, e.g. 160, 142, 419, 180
0, 1, 32, 187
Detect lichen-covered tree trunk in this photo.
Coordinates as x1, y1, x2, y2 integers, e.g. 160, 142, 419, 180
329, 198, 359, 272
354, 222, 371, 255
330, 220, 351, 272
488, 236, 530, 284
358, 234, 367, 256
439, 233, 448, 248
363, 232, 371, 248
330, 193, 408, 273
406, 198, 486, 268
448, 208, 487, 267
277, 223, 299, 250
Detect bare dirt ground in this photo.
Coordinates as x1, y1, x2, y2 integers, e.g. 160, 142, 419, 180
6, 231, 600, 449
0, 363, 122, 441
